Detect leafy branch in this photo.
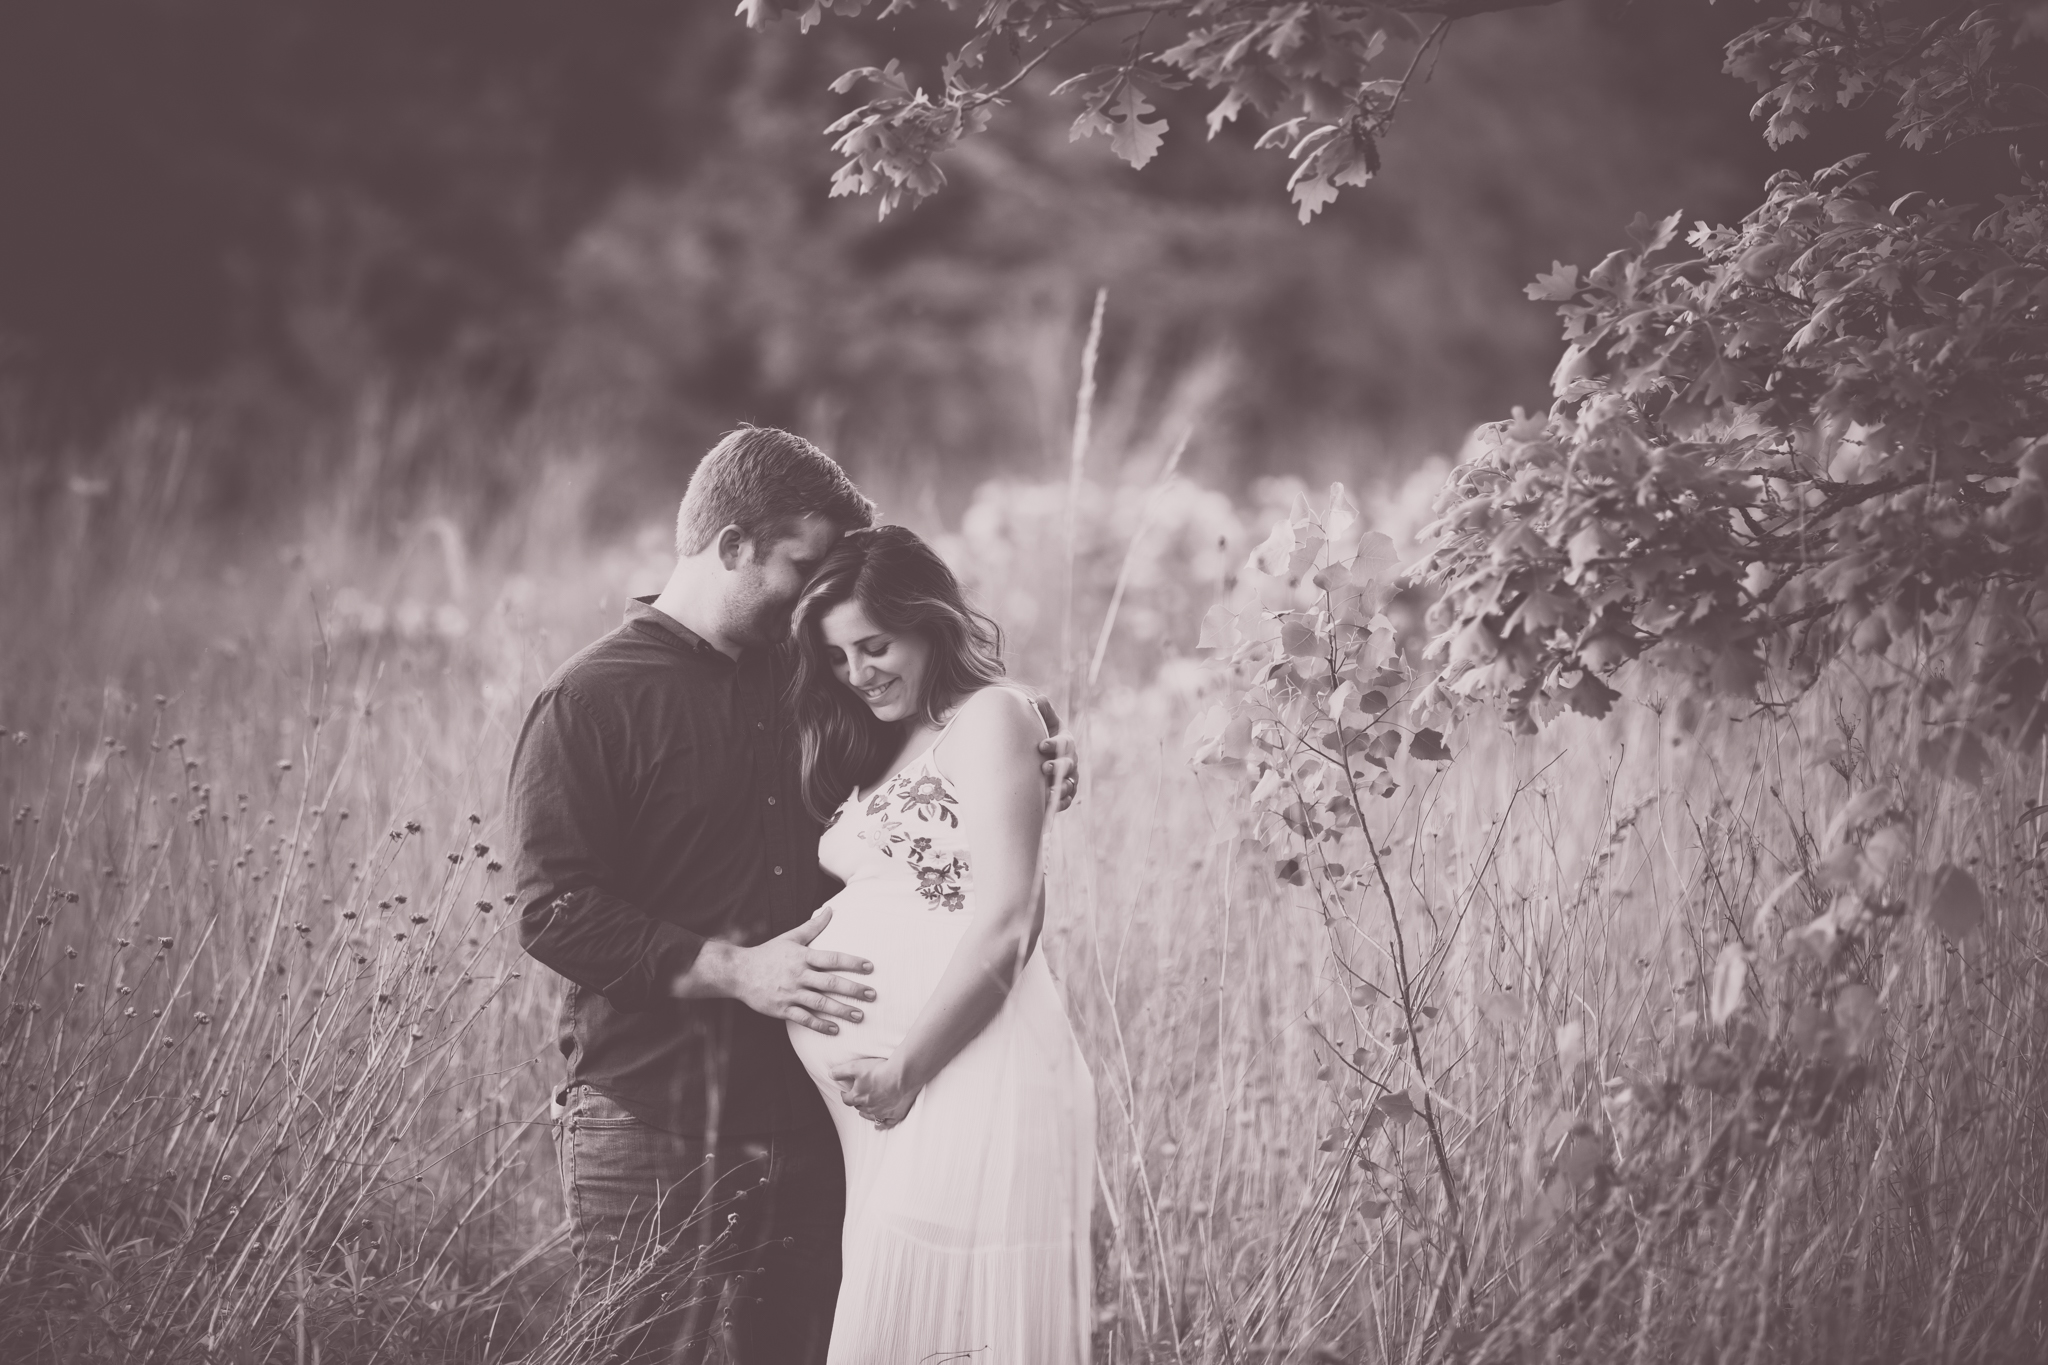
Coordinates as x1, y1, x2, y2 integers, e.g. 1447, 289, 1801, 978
746, 0, 1555, 220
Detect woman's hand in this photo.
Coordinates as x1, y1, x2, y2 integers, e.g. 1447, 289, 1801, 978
828, 1056, 920, 1130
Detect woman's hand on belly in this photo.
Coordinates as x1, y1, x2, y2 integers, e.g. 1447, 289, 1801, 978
828, 1056, 918, 1130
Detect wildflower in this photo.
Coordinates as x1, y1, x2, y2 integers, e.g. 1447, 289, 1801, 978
405, 820, 422, 834
446, 852, 461, 865
475, 901, 493, 913
65, 947, 77, 958
473, 843, 490, 857
277, 760, 292, 771
73, 983, 85, 993
343, 910, 358, 920
486, 860, 502, 873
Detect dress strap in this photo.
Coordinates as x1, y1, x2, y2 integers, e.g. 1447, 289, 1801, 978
936, 683, 1047, 738
927, 683, 1047, 780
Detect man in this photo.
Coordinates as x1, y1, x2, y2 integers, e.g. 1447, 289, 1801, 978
509, 427, 1076, 1363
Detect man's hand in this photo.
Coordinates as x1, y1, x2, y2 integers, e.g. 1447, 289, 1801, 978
829, 1055, 919, 1129
682, 907, 875, 1035
1031, 696, 1081, 812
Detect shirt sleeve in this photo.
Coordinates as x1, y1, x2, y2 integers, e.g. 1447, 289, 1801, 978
508, 682, 707, 1012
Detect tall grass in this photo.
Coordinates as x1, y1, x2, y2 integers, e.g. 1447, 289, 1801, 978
3, 414, 2046, 1364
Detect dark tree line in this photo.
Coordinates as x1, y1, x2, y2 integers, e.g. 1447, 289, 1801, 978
0, 1, 2017, 503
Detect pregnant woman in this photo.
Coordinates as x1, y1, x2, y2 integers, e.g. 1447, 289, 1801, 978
785, 525, 1094, 1364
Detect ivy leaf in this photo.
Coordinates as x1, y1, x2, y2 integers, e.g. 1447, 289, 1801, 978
1409, 728, 1452, 763
1197, 602, 1242, 654
1558, 668, 1620, 718
1626, 208, 1684, 254
1291, 173, 1341, 225
1249, 521, 1297, 577
1107, 85, 1167, 170
1927, 864, 1985, 939
1525, 260, 1580, 302
1373, 1090, 1416, 1126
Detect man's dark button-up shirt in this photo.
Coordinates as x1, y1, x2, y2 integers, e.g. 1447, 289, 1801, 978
509, 598, 829, 1137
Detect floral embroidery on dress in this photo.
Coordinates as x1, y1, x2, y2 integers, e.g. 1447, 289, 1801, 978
897, 773, 960, 827
905, 835, 968, 911
847, 764, 971, 909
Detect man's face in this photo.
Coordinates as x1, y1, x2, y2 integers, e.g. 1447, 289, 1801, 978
724, 514, 841, 647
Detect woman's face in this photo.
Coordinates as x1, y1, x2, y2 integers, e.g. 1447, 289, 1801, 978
819, 598, 933, 725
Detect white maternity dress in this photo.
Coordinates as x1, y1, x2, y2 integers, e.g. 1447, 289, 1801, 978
787, 690, 1095, 1365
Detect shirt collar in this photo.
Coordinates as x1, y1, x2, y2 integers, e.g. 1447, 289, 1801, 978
625, 597, 791, 678
625, 597, 729, 662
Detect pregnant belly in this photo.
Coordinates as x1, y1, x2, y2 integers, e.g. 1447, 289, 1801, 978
788, 880, 969, 1081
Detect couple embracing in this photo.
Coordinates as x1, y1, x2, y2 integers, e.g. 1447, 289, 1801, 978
508, 427, 1095, 1364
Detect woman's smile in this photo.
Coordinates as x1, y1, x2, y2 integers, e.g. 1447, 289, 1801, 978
819, 598, 932, 724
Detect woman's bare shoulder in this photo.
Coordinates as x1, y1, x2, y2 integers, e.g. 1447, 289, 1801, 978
941, 685, 1045, 770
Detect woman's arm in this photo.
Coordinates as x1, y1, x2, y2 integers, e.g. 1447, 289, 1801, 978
829, 687, 1050, 1126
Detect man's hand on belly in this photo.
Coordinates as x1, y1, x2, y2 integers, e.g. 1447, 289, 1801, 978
678, 906, 878, 1036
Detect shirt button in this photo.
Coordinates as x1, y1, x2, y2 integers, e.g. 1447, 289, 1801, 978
766, 796, 777, 806
773, 865, 784, 876
756, 721, 765, 730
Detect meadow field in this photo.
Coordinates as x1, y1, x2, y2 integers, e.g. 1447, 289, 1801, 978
3, 423, 2046, 1365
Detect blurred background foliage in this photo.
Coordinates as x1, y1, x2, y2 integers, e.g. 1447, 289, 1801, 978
0, 2, 1766, 517
0, 0, 2017, 527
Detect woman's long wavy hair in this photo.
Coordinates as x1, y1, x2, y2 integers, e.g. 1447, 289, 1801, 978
789, 525, 1006, 822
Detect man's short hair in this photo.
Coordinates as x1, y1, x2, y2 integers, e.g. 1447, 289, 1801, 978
675, 426, 875, 556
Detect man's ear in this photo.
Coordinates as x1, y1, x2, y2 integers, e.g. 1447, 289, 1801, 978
715, 525, 752, 570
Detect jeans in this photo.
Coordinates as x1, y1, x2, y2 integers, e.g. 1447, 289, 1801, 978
552, 1085, 844, 1365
